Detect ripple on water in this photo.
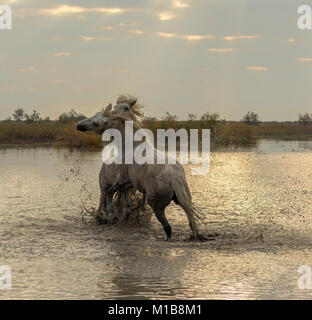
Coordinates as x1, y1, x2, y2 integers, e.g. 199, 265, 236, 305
0, 143, 312, 299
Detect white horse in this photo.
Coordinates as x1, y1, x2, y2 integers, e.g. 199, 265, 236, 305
77, 103, 138, 224
107, 98, 205, 241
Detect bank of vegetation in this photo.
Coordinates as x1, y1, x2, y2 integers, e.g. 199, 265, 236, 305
0, 108, 311, 149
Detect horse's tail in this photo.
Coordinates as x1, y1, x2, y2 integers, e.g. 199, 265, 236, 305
171, 174, 203, 236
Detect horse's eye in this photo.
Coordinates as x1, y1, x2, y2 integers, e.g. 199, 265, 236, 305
125, 107, 129, 111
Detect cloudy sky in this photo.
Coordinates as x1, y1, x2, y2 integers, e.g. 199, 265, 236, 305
1, 0, 311, 120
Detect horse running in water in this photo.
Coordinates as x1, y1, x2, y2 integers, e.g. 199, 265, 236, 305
105, 97, 205, 241
76, 102, 143, 224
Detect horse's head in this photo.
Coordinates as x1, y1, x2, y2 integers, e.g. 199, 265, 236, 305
112, 100, 137, 119
77, 103, 112, 134
109, 99, 144, 130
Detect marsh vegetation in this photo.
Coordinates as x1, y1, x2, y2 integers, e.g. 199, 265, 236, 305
0, 108, 311, 149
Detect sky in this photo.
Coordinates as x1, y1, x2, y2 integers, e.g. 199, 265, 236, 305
0, 0, 312, 121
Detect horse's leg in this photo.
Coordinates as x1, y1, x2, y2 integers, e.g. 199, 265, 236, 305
152, 208, 172, 240
105, 186, 118, 224
183, 208, 203, 241
114, 190, 122, 207
110, 184, 133, 223
173, 192, 204, 241
141, 191, 146, 209
96, 191, 108, 224
179, 205, 201, 241
122, 189, 132, 221
108, 182, 133, 222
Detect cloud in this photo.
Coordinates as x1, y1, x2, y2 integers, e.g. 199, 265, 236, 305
50, 52, 72, 57
101, 26, 115, 30
224, 35, 260, 41
100, 23, 140, 32
172, 0, 189, 9
158, 34, 257, 41
53, 80, 64, 84
158, 12, 176, 20
246, 66, 267, 71
158, 32, 214, 41
119, 22, 140, 27
6, 0, 22, 4
158, 32, 177, 38
298, 58, 312, 62
207, 48, 233, 53
129, 29, 143, 35
82, 36, 113, 41
183, 35, 214, 41
19, 66, 35, 72
40, 5, 126, 16
3, 85, 16, 91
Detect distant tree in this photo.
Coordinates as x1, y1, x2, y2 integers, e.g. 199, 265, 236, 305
23, 113, 30, 122
187, 113, 198, 121
12, 108, 25, 121
24, 110, 40, 122
58, 109, 86, 123
144, 116, 158, 121
242, 111, 260, 126
298, 113, 312, 126
4, 116, 12, 122
199, 112, 220, 135
200, 112, 219, 122
161, 112, 178, 121
43, 116, 51, 122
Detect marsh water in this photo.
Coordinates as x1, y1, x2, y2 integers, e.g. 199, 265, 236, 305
0, 139, 312, 300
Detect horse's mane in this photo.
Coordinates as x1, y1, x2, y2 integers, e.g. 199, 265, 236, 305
117, 95, 144, 120
103, 104, 112, 116
111, 113, 142, 130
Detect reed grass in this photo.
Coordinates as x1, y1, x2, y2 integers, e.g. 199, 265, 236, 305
0, 122, 102, 149
251, 123, 312, 140
2, 120, 309, 150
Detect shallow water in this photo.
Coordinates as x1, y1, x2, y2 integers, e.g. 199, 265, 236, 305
0, 139, 312, 300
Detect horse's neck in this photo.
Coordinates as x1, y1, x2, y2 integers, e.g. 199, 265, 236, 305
119, 124, 154, 148
119, 125, 158, 164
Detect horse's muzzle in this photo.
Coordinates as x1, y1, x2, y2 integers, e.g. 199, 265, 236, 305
77, 124, 87, 132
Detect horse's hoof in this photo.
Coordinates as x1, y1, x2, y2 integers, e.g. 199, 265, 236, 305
96, 216, 108, 225
189, 233, 207, 242
197, 233, 207, 242
107, 216, 118, 225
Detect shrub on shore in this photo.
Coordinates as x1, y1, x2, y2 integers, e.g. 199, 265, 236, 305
0, 120, 255, 149
216, 122, 256, 146
6, 120, 309, 150
251, 123, 312, 139
0, 121, 102, 148
55, 126, 102, 148
0, 121, 62, 144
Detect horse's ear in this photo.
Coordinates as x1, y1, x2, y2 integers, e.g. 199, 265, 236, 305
104, 103, 112, 113
129, 99, 137, 108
